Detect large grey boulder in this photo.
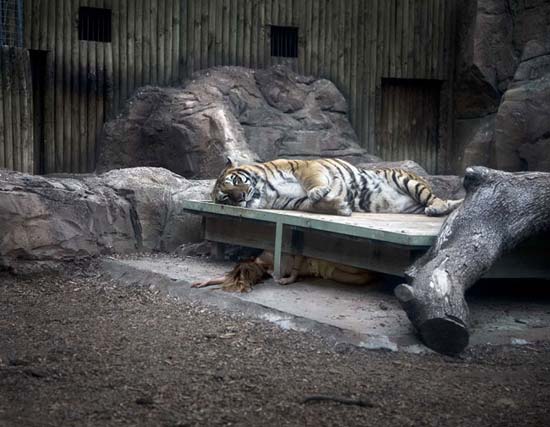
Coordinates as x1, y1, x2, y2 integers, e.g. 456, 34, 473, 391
0, 168, 212, 273
472, 0, 517, 92
493, 38, 550, 172
452, 0, 550, 173
453, 114, 495, 173
97, 66, 377, 178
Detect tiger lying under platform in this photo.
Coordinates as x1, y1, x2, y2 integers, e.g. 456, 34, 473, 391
212, 158, 463, 216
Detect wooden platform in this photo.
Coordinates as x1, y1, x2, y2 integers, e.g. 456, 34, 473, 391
182, 200, 550, 279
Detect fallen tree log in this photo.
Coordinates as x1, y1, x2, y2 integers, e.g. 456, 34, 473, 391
394, 166, 550, 355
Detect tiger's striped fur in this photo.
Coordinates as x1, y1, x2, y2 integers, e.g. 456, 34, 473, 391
211, 158, 462, 216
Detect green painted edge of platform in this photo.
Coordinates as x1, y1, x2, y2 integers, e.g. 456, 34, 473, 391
181, 200, 437, 247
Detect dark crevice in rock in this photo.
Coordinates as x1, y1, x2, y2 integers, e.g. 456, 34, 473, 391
106, 186, 144, 251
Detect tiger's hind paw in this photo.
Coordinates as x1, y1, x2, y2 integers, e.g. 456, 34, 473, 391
424, 205, 443, 217
424, 199, 463, 217
307, 186, 331, 202
337, 206, 353, 217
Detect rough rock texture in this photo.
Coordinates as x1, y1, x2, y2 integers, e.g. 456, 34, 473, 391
473, 0, 518, 92
454, 115, 495, 171
494, 44, 550, 171
453, 0, 550, 173
97, 66, 378, 178
0, 168, 212, 272
0, 160, 465, 272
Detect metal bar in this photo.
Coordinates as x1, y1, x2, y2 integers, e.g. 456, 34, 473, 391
273, 221, 283, 279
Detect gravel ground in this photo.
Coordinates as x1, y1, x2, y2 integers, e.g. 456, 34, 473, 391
1, 264, 549, 427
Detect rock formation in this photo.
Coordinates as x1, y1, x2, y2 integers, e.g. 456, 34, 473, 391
453, 0, 550, 173
0, 167, 212, 273
97, 65, 378, 178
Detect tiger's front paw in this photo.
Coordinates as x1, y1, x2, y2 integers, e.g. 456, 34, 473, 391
307, 186, 330, 202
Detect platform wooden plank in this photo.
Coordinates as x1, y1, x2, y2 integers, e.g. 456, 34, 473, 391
182, 200, 550, 279
181, 200, 444, 247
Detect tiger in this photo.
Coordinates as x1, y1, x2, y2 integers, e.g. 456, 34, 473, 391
211, 158, 463, 217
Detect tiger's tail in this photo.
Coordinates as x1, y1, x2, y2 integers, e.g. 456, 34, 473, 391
377, 168, 463, 216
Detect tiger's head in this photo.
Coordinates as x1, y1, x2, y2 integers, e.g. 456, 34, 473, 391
211, 159, 259, 207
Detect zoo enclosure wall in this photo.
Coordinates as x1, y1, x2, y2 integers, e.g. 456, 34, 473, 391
0, 0, 457, 175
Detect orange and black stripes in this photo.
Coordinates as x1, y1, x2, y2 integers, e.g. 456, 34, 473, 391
212, 158, 461, 216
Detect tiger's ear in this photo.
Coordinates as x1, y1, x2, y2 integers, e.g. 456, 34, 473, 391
225, 157, 236, 168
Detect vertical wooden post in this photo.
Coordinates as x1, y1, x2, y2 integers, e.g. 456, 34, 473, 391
135, 0, 144, 89
127, 0, 135, 92
164, 0, 173, 82
173, 0, 180, 79
211, 242, 226, 261
229, 0, 237, 66
11, 49, 21, 171
0, 49, 5, 169
19, 48, 33, 173
104, 0, 114, 121
273, 221, 284, 279
186, 0, 195, 75
3, 48, 14, 170
71, 1, 80, 171
62, 0, 71, 171
180, 0, 188, 80
208, 0, 216, 67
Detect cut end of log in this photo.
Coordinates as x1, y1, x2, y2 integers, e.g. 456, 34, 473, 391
394, 283, 415, 303
419, 317, 469, 356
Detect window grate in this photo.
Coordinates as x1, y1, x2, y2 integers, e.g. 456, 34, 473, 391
270, 26, 298, 58
78, 6, 112, 43
0, 0, 23, 47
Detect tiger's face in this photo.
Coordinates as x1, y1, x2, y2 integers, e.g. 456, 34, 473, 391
211, 160, 257, 207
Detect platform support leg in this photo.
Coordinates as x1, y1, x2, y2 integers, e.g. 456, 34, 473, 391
273, 221, 283, 279
211, 242, 226, 261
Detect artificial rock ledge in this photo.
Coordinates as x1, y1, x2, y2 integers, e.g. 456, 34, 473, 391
0, 167, 213, 273
97, 65, 378, 178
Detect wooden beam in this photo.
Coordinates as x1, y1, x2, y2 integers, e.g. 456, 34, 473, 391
3, 48, 14, 170
200, 0, 208, 69
71, 0, 80, 171
182, 200, 444, 247
12, 48, 22, 171
0, 49, 6, 169
165, 0, 174, 83
19, 49, 33, 173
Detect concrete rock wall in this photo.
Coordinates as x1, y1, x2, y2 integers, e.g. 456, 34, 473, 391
0, 168, 212, 273
453, 0, 550, 173
97, 66, 378, 178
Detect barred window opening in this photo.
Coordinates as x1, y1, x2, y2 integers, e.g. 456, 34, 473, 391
79, 7, 112, 43
270, 26, 298, 58
0, 0, 24, 47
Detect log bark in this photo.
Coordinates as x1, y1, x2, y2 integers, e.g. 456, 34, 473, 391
395, 166, 550, 355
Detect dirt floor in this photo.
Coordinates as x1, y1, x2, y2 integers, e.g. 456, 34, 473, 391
1, 264, 550, 427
